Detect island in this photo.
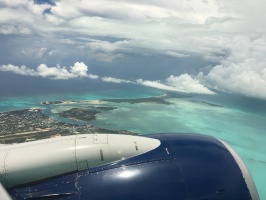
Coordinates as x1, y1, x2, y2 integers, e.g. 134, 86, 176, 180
103, 96, 171, 105
58, 106, 117, 121
0, 108, 136, 144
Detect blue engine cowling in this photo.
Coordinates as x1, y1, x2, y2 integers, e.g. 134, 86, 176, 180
9, 133, 259, 200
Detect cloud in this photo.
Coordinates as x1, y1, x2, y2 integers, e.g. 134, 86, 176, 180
87, 74, 99, 80
0, 25, 32, 35
0, 1, 51, 33
0, 64, 36, 76
164, 51, 190, 58
136, 74, 215, 94
102, 77, 132, 84
0, 61, 214, 95
0, 62, 98, 80
1, 0, 266, 99
0, 0, 244, 59
36, 64, 75, 79
86, 40, 128, 62
70, 62, 88, 77
199, 35, 266, 99
166, 74, 215, 94
89, 52, 124, 63
1, 1, 264, 57
136, 79, 177, 92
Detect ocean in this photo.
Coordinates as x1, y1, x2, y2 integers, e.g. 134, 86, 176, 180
0, 81, 265, 199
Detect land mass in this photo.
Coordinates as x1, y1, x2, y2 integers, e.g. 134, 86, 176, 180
0, 108, 135, 144
58, 106, 117, 121
103, 97, 171, 105
42, 96, 172, 106
1, 96, 221, 144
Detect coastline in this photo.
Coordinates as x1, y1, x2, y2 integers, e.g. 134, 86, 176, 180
0, 107, 137, 144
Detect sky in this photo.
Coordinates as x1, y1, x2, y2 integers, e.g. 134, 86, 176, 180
0, 0, 266, 99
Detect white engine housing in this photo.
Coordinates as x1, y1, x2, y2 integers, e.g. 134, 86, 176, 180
0, 134, 160, 188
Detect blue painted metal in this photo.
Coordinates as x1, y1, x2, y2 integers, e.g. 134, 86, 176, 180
158, 133, 251, 199
8, 133, 253, 200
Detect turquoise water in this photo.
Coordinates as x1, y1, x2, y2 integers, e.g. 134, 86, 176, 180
0, 84, 162, 112
91, 98, 266, 198
0, 86, 265, 199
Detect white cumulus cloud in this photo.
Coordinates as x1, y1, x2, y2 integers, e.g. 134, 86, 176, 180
136, 74, 215, 94
102, 77, 132, 84
0, 62, 98, 80
199, 35, 266, 99
0, 64, 36, 76
70, 62, 88, 77
36, 64, 75, 79
166, 74, 215, 94
1, 0, 266, 99
136, 79, 177, 92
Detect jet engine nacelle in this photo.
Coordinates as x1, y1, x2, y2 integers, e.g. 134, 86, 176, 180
0, 133, 260, 200
0, 134, 160, 188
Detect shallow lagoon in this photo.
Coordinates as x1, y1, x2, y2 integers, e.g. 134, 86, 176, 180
90, 94, 266, 199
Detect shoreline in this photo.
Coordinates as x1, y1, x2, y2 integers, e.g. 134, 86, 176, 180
0, 107, 137, 144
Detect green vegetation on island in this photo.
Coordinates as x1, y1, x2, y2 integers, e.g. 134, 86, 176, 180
0, 107, 135, 144
103, 97, 171, 105
57, 106, 117, 121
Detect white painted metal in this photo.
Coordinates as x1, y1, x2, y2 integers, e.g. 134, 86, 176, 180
0, 149, 9, 187
0, 183, 12, 200
0, 149, 7, 176
75, 134, 113, 168
0, 134, 160, 188
218, 139, 260, 200
93, 133, 108, 144
108, 134, 160, 161
75, 134, 161, 169
3, 136, 77, 188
